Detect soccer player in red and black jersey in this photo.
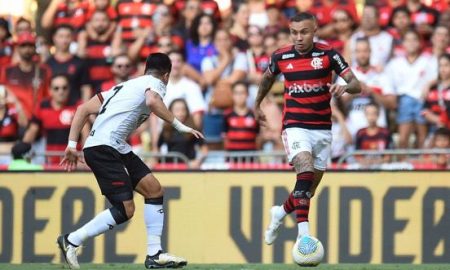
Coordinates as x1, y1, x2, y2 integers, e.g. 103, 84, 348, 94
21, 74, 84, 165
255, 12, 361, 244
224, 81, 260, 152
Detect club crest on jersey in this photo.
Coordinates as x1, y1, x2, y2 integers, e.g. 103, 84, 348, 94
311, 57, 323, 69
282, 53, 295, 59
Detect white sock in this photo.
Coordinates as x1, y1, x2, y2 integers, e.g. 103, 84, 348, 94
68, 209, 117, 246
298, 221, 310, 237
145, 202, 164, 255
274, 205, 288, 221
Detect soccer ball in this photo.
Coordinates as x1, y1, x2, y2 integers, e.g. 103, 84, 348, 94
292, 235, 324, 266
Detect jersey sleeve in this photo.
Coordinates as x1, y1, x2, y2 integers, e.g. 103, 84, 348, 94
268, 52, 280, 75
328, 49, 350, 76
146, 79, 166, 99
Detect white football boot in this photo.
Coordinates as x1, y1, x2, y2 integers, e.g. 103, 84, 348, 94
57, 234, 80, 269
264, 205, 284, 245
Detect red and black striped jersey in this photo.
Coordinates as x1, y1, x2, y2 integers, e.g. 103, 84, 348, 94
53, 1, 89, 33
423, 83, 450, 129
32, 99, 77, 164
0, 40, 12, 67
268, 43, 350, 130
355, 127, 393, 151
224, 109, 259, 151
86, 4, 117, 21
85, 38, 113, 91
0, 104, 19, 142
116, 0, 159, 43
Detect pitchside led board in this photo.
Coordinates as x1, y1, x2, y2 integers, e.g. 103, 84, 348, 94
0, 172, 449, 264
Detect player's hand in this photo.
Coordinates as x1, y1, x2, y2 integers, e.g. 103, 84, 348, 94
255, 107, 267, 127
60, 147, 84, 172
190, 129, 205, 139
327, 83, 347, 98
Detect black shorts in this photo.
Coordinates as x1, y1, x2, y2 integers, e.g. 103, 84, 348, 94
83, 145, 151, 197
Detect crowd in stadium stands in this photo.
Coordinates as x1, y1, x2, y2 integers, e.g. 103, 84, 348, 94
0, 0, 449, 169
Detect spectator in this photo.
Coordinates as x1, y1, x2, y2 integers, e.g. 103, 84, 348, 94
156, 34, 176, 54
276, 28, 291, 48
223, 81, 260, 152
78, 10, 114, 92
323, 8, 357, 54
428, 127, 450, 169
41, 0, 89, 33
14, 17, 33, 36
115, 0, 158, 62
374, 0, 406, 29
100, 54, 134, 91
85, 0, 117, 45
338, 38, 396, 137
8, 142, 43, 170
263, 33, 278, 56
165, 50, 206, 128
0, 18, 12, 67
388, 7, 411, 58
0, 32, 51, 120
330, 100, 352, 163
309, 0, 358, 28
428, 25, 450, 79
245, 25, 270, 108
404, 0, 440, 39
0, 85, 27, 142
346, 4, 394, 69
47, 24, 91, 103
248, 0, 270, 29
201, 29, 248, 145
173, 0, 221, 26
186, 13, 217, 72
264, 4, 288, 36
229, 2, 250, 51
355, 103, 394, 165
173, 0, 202, 40
423, 53, 450, 132
21, 74, 83, 165
158, 98, 207, 169
384, 29, 434, 148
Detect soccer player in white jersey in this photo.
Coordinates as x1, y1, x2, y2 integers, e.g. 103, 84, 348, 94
58, 53, 203, 269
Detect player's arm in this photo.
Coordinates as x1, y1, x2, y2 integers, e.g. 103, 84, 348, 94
67, 94, 103, 144
22, 122, 40, 144
254, 69, 277, 126
145, 90, 204, 139
341, 70, 361, 95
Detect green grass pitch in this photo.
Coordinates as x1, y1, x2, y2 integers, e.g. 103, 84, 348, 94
1, 264, 449, 270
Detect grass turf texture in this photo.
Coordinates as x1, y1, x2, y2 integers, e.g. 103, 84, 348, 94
1, 264, 449, 270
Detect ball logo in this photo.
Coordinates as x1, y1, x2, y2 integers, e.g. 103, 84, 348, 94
60, 110, 75, 125
311, 57, 323, 69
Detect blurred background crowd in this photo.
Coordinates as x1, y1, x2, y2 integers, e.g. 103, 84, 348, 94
0, 0, 449, 170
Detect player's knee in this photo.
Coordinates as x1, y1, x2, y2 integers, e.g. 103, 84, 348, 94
107, 192, 134, 224
292, 153, 314, 173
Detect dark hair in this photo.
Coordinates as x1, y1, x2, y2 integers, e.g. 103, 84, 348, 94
168, 50, 185, 61
52, 24, 74, 37
162, 98, 195, 141
15, 17, 31, 28
365, 102, 380, 112
363, 4, 379, 17
0, 17, 11, 39
189, 13, 217, 46
51, 73, 70, 84
434, 127, 450, 138
290, 12, 317, 23
389, 6, 410, 27
232, 80, 249, 93
144, 53, 172, 75
355, 36, 371, 47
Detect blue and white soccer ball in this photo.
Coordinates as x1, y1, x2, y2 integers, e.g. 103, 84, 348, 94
292, 235, 324, 266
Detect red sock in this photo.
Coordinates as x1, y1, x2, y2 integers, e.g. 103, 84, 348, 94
294, 171, 314, 223
282, 193, 295, 214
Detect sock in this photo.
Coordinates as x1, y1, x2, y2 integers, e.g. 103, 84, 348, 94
282, 193, 295, 214
298, 221, 310, 236
293, 172, 314, 225
145, 197, 164, 256
67, 209, 117, 246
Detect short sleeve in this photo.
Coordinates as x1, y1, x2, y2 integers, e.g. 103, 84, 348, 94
185, 81, 206, 113
147, 78, 166, 98
233, 53, 248, 72
268, 52, 280, 75
328, 50, 350, 76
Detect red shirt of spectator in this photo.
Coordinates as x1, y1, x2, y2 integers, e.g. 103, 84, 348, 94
423, 83, 450, 129
0, 33, 51, 119
0, 103, 19, 142
86, 2, 117, 21
309, 0, 358, 26
52, 1, 89, 32
116, 0, 158, 43
355, 127, 393, 150
173, 0, 221, 22
224, 109, 259, 151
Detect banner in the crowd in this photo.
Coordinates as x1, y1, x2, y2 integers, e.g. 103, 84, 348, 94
0, 172, 448, 264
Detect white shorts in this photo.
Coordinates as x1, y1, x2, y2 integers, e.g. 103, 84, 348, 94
281, 128, 332, 171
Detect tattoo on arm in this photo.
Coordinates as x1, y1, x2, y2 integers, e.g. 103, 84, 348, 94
255, 69, 276, 107
342, 70, 361, 94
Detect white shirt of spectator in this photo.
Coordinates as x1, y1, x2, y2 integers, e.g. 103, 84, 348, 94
165, 77, 206, 114
201, 52, 249, 106
337, 66, 394, 137
349, 30, 394, 68
84, 75, 166, 154
383, 52, 435, 100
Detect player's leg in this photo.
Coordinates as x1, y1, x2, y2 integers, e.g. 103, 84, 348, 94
57, 146, 135, 269
126, 153, 187, 269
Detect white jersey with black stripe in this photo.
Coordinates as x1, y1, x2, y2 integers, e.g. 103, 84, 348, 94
84, 75, 166, 154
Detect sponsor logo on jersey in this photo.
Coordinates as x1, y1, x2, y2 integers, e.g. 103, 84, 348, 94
333, 54, 347, 70
282, 53, 295, 59
286, 63, 294, 70
311, 57, 323, 69
288, 82, 325, 95
312, 52, 324, 57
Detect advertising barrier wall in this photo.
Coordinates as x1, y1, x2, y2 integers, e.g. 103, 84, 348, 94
0, 172, 449, 264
